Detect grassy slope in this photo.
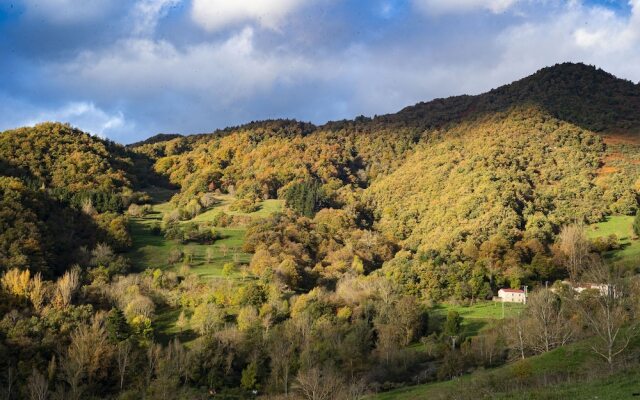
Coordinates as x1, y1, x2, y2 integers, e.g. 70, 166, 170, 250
127, 189, 283, 341
192, 194, 283, 222
495, 368, 640, 400
373, 339, 629, 400
431, 302, 525, 337
128, 191, 283, 279
586, 215, 640, 266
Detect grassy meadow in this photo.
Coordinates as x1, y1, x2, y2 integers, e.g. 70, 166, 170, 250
127, 189, 284, 339
127, 190, 283, 279
586, 215, 640, 266
431, 301, 526, 337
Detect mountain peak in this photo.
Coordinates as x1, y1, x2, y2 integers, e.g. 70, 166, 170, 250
383, 62, 640, 133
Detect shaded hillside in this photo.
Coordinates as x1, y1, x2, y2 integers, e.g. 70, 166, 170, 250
381, 63, 640, 133
0, 123, 154, 275
128, 133, 183, 148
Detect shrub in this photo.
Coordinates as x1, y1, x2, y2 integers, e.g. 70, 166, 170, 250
634, 211, 640, 237
229, 198, 260, 214
168, 248, 183, 265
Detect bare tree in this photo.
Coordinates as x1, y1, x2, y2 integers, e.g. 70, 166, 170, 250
146, 343, 162, 391
343, 378, 368, 400
557, 224, 590, 282
295, 367, 344, 400
168, 339, 191, 385
512, 317, 527, 360
81, 198, 96, 216
3, 364, 16, 400
205, 247, 215, 264
116, 340, 132, 391
523, 289, 574, 353
268, 323, 298, 396
27, 369, 49, 400
572, 259, 638, 367
61, 315, 111, 400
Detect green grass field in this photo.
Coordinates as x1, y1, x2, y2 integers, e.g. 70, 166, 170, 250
587, 215, 640, 266
128, 189, 283, 341
128, 191, 282, 279
191, 194, 283, 222
430, 301, 526, 337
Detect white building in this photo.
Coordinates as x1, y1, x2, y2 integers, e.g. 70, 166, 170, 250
556, 281, 614, 297
497, 288, 527, 304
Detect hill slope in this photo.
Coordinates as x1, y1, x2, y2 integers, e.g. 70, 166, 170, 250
367, 106, 611, 254
131, 63, 640, 267
0, 123, 152, 275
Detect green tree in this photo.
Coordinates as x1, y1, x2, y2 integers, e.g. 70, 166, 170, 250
106, 308, 130, 343
241, 361, 258, 391
443, 310, 463, 347
284, 179, 327, 217
634, 210, 640, 237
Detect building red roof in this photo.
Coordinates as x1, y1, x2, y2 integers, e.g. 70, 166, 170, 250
499, 288, 524, 293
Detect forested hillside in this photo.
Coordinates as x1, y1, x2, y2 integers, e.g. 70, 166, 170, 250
1, 63, 640, 399
0, 123, 156, 276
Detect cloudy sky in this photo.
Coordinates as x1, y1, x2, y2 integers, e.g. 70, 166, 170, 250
0, 0, 638, 143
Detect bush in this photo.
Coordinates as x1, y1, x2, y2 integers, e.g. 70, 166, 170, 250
200, 192, 219, 208
127, 203, 145, 217
168, 248, 183, 265
229, 198, 260, 214
590, 234, 620, 253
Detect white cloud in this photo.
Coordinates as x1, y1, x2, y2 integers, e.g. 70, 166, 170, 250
491, 1, 640, 83
413, 0, 519, 14
130, 0, 182, 36
9, 0, 640, 142
191, 0, 311, 31
53, 28, 311, 103
23, 102, 130, 138
0, 96, 131, 138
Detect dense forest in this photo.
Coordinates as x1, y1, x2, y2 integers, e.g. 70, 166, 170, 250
1, 63, 640, 399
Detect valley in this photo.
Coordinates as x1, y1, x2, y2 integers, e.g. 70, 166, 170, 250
1, 63, 640, 399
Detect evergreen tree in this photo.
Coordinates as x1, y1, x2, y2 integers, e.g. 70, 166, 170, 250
106, 308, 131, 343
283, 179, 327, 217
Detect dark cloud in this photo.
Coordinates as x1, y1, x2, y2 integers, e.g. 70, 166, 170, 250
0, 0, 638, 143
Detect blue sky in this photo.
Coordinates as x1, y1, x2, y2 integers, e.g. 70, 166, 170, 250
0, 0, 638, 143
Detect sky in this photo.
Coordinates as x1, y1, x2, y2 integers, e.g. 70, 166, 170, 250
0, 0, 639, 143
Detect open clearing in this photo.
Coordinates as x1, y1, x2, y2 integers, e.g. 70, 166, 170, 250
587, 215, 640, 267
128, 191, 283, 279
431, 301, 525, 337
128, 189, 284, 340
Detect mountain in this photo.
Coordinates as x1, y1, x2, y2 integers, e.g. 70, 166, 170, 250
3, 63, 638, 278
382, 62, 640, 132
1, 63, 639, 399
128, 63, 639, 258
